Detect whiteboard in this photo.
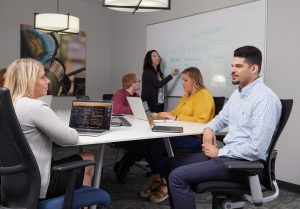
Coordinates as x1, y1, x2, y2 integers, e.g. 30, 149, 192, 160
147, 0, 266, 97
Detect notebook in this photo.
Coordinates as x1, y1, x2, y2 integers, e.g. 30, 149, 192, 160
69, 100, 112, 136
127, 97, 183, 133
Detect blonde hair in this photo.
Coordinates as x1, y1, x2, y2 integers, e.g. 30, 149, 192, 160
182, 67, 206, 91
4, 58, 43, 103
122, 73, 138, 89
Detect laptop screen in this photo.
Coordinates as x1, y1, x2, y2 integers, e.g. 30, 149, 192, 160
69, 100, 112, 131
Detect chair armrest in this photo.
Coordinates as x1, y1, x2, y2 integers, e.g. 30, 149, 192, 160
0, 164, 26, 175
52, 160, 95, 172
223, 161, 264, 174
52, 159, 96, 209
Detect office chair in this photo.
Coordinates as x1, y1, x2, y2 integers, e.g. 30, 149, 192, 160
213, 96, 226, 143
213, 96, 226, 115
192, 99, 293, 209
75, 95, 90, 100
0, 87, 111, 209
102, 94, 113, 101
173, 96, 226, 155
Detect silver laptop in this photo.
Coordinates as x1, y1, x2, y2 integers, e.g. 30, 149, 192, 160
51, 96, 76, 110
38, 95, 53, 106
69, 100, 112, 136
127, 97, 183, 133
39, 95, 76, 110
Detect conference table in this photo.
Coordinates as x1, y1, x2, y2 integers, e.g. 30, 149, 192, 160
56, 111, 207, 186
57, 111, 211, 209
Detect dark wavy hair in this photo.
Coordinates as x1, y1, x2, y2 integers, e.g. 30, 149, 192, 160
234, 46, 262, 73
143, 50, 163, 77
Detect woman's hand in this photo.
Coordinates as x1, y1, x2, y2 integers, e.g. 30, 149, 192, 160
158, 112, 176, 120
170, 69, 179, 77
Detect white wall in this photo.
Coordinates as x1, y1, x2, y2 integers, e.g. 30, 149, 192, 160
0, 0, 112, 99
110, 0, 300, 185
1, 0, 299, 185
266, 0, 300, 185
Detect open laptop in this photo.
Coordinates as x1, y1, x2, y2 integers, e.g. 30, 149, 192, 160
127, 97, 183, 133
69, 100, 112, 136
38, 95, 53, 106
51, 96, 77, 110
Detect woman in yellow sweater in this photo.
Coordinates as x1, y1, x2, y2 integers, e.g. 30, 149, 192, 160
140, 67, 215, 203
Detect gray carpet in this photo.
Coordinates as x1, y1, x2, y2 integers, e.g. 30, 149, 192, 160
54, 145, 300, 209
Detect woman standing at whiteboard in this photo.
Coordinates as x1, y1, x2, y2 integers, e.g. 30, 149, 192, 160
141, 50, 178, 112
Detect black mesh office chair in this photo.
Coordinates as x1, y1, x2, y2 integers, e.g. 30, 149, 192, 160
102, 94, 113, 101
0, 87, 110, 209
75, 95, 90, 100
213, 96, 226, 142
192, 99, 293, 209
213, 96, 226, 115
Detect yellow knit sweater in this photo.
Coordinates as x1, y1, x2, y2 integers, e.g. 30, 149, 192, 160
170, 89, 215, 123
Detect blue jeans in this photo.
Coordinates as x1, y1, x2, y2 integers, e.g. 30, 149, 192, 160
144, 135, 202, 177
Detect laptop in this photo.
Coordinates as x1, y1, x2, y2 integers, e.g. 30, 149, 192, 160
127, 97, 183, 133
51, 96, 77, 110
69, 100, 112, 136
38, 95, 53, 106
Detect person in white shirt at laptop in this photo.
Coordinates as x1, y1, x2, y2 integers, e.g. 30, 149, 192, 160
4, 58, 95, 199
140, 67, 215, 203
111, 73, 146, 183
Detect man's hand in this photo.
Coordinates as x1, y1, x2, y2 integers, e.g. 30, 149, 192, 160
202, 128, 217, 145
202, 143, 219, 158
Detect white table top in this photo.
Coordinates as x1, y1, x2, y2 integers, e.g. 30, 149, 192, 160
55, 111, 226, 146
77, 116, 206, 145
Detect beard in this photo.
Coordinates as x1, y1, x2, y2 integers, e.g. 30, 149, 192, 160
231, 74, 239, 85
232, 79, 239, 85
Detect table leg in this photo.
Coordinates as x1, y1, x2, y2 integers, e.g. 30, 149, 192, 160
163, 137, 174, 157
93, 144, 105, 187
90, 144, 106, 209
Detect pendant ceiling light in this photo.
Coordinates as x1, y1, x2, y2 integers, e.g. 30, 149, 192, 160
103, 0, 170, 14
34, 0, 79, 34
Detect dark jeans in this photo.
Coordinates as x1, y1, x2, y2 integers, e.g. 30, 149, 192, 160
117, 140, 145, 169
163, 153, 248, 209
144, 135, 202, 177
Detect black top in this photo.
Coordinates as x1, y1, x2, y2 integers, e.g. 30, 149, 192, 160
141, 68, 173, 112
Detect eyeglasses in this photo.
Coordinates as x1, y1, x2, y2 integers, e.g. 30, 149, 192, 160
134, 80, 141, 83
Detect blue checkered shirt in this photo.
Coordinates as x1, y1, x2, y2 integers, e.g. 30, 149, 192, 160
206, 77, 282, 161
